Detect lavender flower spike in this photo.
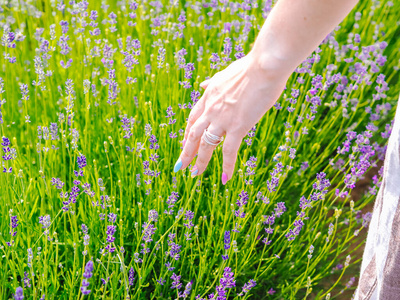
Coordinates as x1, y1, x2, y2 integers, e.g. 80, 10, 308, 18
14, 287, 24, 300
80, 260, 94, 295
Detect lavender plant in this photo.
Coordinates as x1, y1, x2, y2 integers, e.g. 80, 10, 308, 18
0, 0, 399, 299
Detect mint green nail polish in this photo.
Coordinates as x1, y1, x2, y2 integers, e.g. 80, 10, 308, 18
174, 158, 182, 172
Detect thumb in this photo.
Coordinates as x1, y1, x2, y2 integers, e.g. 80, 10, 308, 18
200, 78, 211, 90
221, 134, 242, 185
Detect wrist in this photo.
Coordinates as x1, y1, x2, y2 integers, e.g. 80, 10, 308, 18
246, 48, 294, 84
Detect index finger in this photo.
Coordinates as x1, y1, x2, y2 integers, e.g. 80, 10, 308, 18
221, 132, 243, 185
183, 93, 206, 146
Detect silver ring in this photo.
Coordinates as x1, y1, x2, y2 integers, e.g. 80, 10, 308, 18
203, 128, 224, 146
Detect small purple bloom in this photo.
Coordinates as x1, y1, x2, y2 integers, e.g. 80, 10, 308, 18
14, 286, 24, 300
180, 280, 193, 298
77, 154, 87, 169
23, 272, 31, 288
108, 212, 117, 223
171, 273, 182, 290
80, 260, 94, 295
157, 277, 166, 285
267, 288, 276, 295
224, 231, 230, 250
129, 267, 135, 285
238, 279, 257, 296
83, 260, 94, 279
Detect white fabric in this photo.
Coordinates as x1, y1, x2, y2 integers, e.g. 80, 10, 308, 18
354, 98, 400, 299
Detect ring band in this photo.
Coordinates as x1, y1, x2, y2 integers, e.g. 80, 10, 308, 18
203, 128, 224, 146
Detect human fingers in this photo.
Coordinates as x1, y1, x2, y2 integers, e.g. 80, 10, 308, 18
182, 93, 206, 147
221, 132, 243, 185
174, 115, 210, 172
190, 125, 225, 177
199, 78, 211, 90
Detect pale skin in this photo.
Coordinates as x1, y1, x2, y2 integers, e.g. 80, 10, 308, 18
174, 0, 360, 184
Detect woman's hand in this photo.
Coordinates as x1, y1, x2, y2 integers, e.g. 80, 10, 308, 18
173, 51, 290, 185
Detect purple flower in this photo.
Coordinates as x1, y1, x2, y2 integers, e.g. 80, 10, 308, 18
265, 227, 274, 234
244, 156, 257, 180
236, 191, 248, 207
362, 212, 373, 227
39, 215, 51, 236
274, 202, 286, 218
223, 231, 230, 250
8, 32, 15, 43
82, 224, 88, 234
214, 267, 236, 299
313, 172, 331, 192
299, 196, 312, 210
222, 37, 232, 62
105, 225, 117, 253
300, 161, 309, 171
59, 34, 71, 55
60, 20, 69, 34
157, 47, 166, 68
238, 279, 257, 296
234, 190, 248, 216
14, 286, 24, 300
171, 273, 182, 290
20, 84, 29, 100
83, 260, 94, 279
89, 28, 101, 36
165, 261, 175, 271
23, 272, 31, 288
77, 154, 87, 169
81, 260, 94, 295
289, 148, 296, 159
263, 215, 275, 226
234, 43, 245, 60
108, 212, 117, 223
11, 215, 18, 229
184, 210, 194, 228
2, 136, 15, 162
129, 267, 135, 286
165, 191, 179, 214
286, 217, 305, 241
267, 288, 276, 295
74, 170, 84, 177
157, 277, 166, 285
148, 209, 159, 222
121, 116, 135, 139
345, 277, 356, 289
83, 234, 90, 248
344, 174, 356, 189
81, 279, 91, 295
142, 222, 157, 243
180, 281, 193, 298
89, 10, 98, 21
210, 53, 221, 69
8, 215, 19, 242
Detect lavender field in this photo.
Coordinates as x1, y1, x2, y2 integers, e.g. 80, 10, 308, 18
0, 0, 400, 299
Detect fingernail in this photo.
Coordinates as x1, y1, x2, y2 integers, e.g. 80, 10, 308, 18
182, 139, 186, 148
174, 158, 182, 173
222, 172, 228, 185
191, 165, 198, 178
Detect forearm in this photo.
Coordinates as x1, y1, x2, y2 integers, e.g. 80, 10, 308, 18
250, 0, 359, 78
